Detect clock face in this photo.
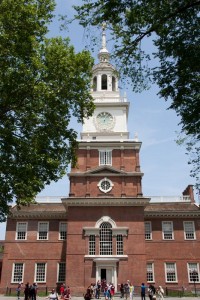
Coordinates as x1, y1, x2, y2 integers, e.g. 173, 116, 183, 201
95, 112, 114, 130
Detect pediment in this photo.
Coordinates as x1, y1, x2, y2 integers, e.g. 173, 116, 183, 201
86, 165, 126, 175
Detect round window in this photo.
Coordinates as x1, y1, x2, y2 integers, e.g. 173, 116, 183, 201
98, 177, 113, 193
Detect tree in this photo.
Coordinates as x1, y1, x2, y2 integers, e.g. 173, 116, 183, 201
0, 0, 94, 221
74, 0, 200, 188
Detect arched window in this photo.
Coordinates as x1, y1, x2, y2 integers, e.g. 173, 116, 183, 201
101, 74, 107, 90
93, 76, 97, 91
112, 76, 116, 91
100, 222, 112, 255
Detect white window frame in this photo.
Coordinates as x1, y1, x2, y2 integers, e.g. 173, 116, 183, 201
116, 234, 123, 255
99, 150, 112, 166
147, 262, 154, 282
89, 235, 96, 255
12, 263, 24, 283
16, 222, 28, 240
188, 263, 200, 283
37, 222, 49, 240
165, 262, 177, 283
145, 222, 152, 240
184, 221, 196, 240
57, 262, 66, 283
59, 222, 67, 240
35, 262, 46, 283
162, 221, 174, 240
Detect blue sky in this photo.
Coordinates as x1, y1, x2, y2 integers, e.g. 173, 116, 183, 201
0, 0, 198, 239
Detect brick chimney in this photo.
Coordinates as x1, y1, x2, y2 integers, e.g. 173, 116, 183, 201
182, 185, 195, 203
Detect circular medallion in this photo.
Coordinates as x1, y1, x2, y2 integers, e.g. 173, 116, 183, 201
95, 112, 115, 131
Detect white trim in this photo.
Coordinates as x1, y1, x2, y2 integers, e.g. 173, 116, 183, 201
165, 262, 178, 283
98, 177, 114, 193
95, 216, 117, 228
15, 222, 28, 240
162, 221, 174, 240
183, 221, 196, 240
145, 221, 152, 240
11, 262, 24, 283
59, 222, 67, 240
187, 262, 200, 283
37, 221, 49, 240
34, 262, 47, 283
147, 262, 155, 283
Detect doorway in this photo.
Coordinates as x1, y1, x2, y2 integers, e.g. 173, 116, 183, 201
101, 269, 106, 281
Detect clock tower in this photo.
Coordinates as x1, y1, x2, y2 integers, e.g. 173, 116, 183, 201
63, 25, 149, 293
81, 25, 129, 141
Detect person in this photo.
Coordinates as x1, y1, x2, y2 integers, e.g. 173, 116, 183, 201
110, 284, 115, 300
141, 283, 146, 300
60, 284, 65, 299
129, 283, 134, 300
24, 283, 30, 300
96, 280, 101, 299
157, 286, 164, 300
16, 283, 22, 300
148, 284, 156, 300
84, 288, 92, 300
47, 289, 58, 300
124, 282, 129, 300
104, 287, 110, 300
29, 283, 37, 300
119, 283, 124, 298
64, 286, 71, 300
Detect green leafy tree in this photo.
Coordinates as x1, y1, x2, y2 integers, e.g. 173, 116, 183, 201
74, 0, 200, 188
0, 0, 94, 221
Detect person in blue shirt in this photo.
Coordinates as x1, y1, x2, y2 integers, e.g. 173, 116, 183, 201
141, 283, 147, 300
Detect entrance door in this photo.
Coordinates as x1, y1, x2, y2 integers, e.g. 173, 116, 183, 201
100, 268, 113, 283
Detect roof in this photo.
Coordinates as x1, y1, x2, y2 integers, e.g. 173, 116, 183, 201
145, 202, 200, 218
10, 203, 67, 219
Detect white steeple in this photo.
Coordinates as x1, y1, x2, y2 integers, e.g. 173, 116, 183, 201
81, 24, 130, 141
98, 22, 110, 62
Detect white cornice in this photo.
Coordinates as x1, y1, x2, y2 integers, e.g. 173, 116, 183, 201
68, 172, 144, 177
77, 140, 142, 149
10, 211, 67, 219
62, 197, 150, 208
144, 211, 200, 218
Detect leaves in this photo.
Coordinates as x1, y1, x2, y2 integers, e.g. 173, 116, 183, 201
74, 0, 200, 188
0, 0, 95, 221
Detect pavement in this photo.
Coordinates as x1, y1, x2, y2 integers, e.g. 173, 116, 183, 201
0, 296, 199, 300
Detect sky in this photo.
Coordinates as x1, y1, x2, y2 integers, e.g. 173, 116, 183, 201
0, 0, 198, 239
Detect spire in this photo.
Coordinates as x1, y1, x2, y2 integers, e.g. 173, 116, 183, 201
98, 22, 110, 62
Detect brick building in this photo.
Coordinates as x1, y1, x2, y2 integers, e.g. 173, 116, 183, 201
0, 27, 200, 295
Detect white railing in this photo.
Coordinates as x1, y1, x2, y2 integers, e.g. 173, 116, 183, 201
36, 196, 63, 203
94, 97, 127, 103
149, 196, 191, 203
35, 195, 191, 203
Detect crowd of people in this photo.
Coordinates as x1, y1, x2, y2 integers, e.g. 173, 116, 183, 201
16, 280, 164, 300
16, 282, 38, 300
83, 280, 164, 300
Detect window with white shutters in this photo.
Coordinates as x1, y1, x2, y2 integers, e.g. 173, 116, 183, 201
59, 222, 67, 240
35, 263, 46, 282
184, 221, 195, 240
162, 221, 174, 240
37, 222, 49, 240
16, 222, 27, 240
147, 263, 154, 282
165, 263, 177, 282
188, 263, 199, 283
99, 150, 112, 165
12, 263, 24, 283
145, 222, 152, 240
58, 262, 66, 282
